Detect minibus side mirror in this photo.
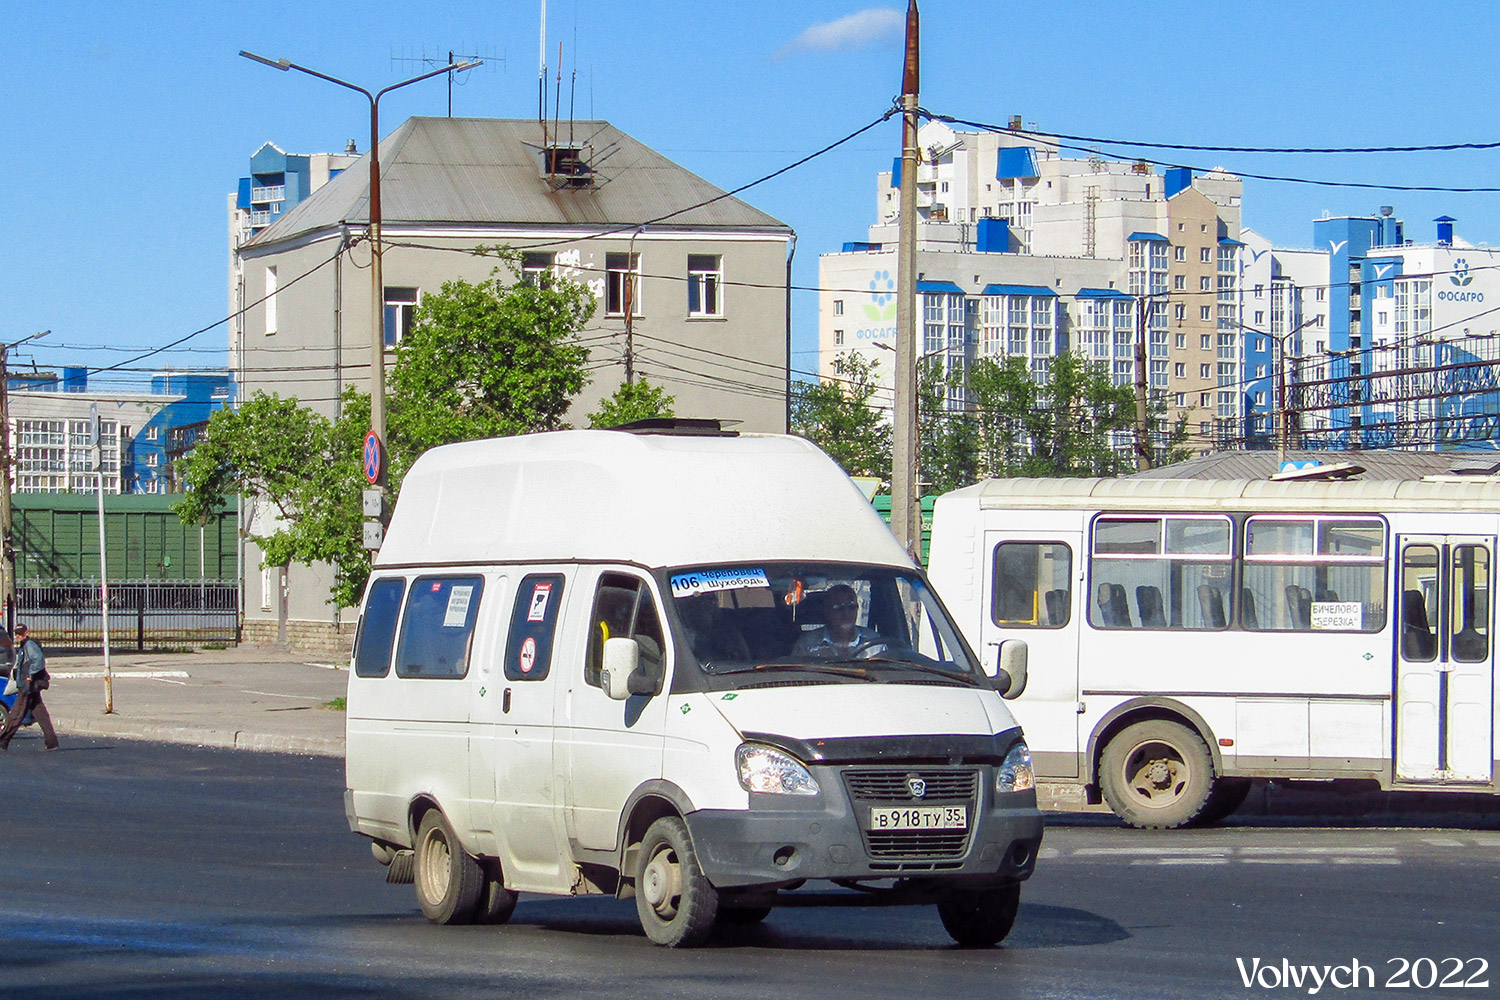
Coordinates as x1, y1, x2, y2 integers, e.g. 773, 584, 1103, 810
993, 639, 1028, 700
602, 637, 642, 701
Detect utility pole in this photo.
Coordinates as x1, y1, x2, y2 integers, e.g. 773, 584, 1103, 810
890, 0, 922, 559
1133, 296, 1153, 472
0, 330, 50, 634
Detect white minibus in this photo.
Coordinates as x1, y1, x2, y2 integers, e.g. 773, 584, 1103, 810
929, 476, 1499, 829
345, 424, 1042, 947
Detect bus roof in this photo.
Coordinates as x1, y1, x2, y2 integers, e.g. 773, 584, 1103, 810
942, 476, 1500, 513
377, 429, 912, 570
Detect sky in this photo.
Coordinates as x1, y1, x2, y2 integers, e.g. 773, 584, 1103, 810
7, 1, 1500, 390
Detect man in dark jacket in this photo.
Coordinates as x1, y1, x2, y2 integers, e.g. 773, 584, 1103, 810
0, 624, 58, 751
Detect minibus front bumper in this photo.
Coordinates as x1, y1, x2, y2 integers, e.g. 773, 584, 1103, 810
683, 763, 1044, 891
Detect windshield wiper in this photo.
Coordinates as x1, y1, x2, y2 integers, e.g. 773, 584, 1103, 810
714, 661, 878, 681
849, 657, 982, 686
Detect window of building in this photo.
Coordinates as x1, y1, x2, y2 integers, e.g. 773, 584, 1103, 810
1174, 332, 1186, 347
1173, 274, 1185, 290
1089, 515, 1234, 630
521, 251, 555, 284
1255, 310, 1265, 325
260, 565, 273, 612
834, 329, 844, 346
1316, 287, 1327, 301
1174, 362, 1185, 377
833, 299, 844, 316
1174, 246, 1186, 262
1200, 334, 1212, 350
1200, 276, 1211, 291
1200, 247, 1212, 263
1242, 516, 1386, 632
687, 254, 722, 317
992, 541, 1072, 628
395, 576, 485, 678
265, 266, 278, 335
1199, 306, 1211, 321
1200, 363, 1211, 378
1256, 365, 1267, 378
1254, 391, 1266, 405
1174, 392, 1185, 406
606, 252, 641, 317
384, 287, 419, 348
1177, 222, 1185, 232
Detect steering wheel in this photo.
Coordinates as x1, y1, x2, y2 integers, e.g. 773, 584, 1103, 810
851, 639, 894, 660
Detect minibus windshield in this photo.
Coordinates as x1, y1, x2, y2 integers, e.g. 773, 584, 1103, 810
665, 562, 982, 687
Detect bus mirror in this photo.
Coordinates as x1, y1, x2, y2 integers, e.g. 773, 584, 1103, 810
994, 639, 1028, 699
601, 637, 641, 701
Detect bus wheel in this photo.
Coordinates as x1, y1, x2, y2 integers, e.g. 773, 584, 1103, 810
414, 810, 483, 925
1196, 777, 1253, 826
475, 865, 520, 925
635, 816, 719, 947
1099, 719, 1214, 829
937, 883, 1021, 947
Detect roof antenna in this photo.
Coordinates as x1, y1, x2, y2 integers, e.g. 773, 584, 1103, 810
538, 0, 548, 142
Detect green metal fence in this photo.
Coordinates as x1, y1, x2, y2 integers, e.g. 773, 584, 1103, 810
869, 494, 935, 566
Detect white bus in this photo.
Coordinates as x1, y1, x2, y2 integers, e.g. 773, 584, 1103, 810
928, 476, 1498, 828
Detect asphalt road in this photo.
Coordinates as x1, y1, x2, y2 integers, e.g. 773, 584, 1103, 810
3, 737, 1498, 999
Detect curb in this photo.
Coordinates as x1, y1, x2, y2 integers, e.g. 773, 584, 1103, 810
55, 718, 344, 758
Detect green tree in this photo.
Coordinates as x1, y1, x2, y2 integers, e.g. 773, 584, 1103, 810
587, 379, 676, 428
178, 250, 598, 607
968, 352, 1137, 478
386, 256, 596, 474
175, 389, 373, 608
790, 351, 891, 479
918, 357, 980, 494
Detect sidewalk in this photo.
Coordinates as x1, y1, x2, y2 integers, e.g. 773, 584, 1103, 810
25, 645, 349, 756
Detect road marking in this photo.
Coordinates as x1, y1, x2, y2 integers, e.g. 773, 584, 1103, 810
1242, 858, 1324, 865
1240, 846, 1396, 856
1134, 857, 1230, 866
1421, 837, 1465, 847
1037, 847, 1060, 859
1075, 846, 1228, 856
1334, 857, 1401, 865
51, 670, 189, 680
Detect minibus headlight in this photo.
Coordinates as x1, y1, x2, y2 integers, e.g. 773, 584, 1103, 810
736, 743, 819, 796
996, 742, 1035, 794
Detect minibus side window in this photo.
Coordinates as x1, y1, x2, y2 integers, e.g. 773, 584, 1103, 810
586, 573, 665, 692
395, 576, 485, 678
354, 577, 405, 677
505, 574, 565, 680
992, 542, 1072, 628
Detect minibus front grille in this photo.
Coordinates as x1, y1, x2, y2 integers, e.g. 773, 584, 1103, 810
843, 768, 978, 801
842, 767, 980, 861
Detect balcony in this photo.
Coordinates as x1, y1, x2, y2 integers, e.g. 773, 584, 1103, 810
251, 184, 286, 204
249, 210, 275, 228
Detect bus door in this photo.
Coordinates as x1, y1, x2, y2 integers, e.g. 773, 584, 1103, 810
1394, 536, 1494, 784
984, 532, 1083, 778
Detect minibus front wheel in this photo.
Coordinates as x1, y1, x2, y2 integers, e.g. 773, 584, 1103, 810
937, 883, 1021, 947
635, 816, 720, 947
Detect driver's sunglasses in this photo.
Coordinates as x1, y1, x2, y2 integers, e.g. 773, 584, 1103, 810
829, 601, 857, 612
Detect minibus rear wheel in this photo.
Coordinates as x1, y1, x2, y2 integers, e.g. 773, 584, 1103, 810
1099, 719, 1214, 829
635, 816, 719, 947
414, 809, 483, 925
937, 883, 1021, 947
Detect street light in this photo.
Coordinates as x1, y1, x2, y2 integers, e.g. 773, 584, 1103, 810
0, 329, 51, 632
1243, 318, 1316, 467
239, 51, 479, 478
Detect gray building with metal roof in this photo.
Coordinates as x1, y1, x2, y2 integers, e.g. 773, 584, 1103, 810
231, 116, 795, 647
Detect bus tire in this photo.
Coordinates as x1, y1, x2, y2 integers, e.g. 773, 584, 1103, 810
1196, 777, 1253, 826
476, 868, 520, 925
414, 809, 483, 925
937, 883, 1021, 947
1099, 719, 1214, 829
635, 816, 719, 947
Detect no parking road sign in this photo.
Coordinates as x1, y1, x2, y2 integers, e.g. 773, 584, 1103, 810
363, 430, 385, 485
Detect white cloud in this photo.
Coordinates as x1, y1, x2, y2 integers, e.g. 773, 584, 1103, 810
775, 8, 904, 61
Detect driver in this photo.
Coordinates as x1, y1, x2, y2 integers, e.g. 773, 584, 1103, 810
793, 584, 880, 658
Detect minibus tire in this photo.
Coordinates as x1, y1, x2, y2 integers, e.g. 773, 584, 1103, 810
937, 883, 1021, 947
635, 816, 719, 947
414, 810, 483, 925
1099, 719, 1214, 829
716, 904, 772, 925
1196, 777, 1253, 826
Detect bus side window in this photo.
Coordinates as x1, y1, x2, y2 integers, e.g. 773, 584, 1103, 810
992, 542, 1071, 628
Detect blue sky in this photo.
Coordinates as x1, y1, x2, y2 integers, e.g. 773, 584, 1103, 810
6, 2, 1500, 388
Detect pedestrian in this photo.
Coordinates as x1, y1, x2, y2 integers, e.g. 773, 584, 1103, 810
0, 624, 59, 751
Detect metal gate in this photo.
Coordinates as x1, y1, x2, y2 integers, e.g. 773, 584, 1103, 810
14, 580, 239, 650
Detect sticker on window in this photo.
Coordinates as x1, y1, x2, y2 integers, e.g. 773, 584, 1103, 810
1311, 601, 1361, 630
518, 636, 537, 674
670, 568, 769, 597
527, 582, 553, 622
443, 586, 474, 627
